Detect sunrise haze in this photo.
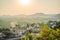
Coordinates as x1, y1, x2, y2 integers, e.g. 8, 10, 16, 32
0, 0, 60, 15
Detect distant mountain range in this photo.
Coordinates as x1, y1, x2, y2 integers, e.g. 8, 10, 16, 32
27, 13, 60, 20
0, 13, 60, 27
0, 13, 60, 21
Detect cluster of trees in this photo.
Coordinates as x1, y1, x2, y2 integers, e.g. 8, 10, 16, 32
23, 21, 60, 40
39, 25, 60, 40
0, 21, 60, 40
0, 28, 14, 40
23, 26, 60, 40
48, 21, 60, 30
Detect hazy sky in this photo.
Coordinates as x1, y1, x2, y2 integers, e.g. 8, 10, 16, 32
0, 0, 60, 15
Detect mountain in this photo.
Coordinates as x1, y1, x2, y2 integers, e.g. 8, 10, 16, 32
54, 14, 60, 19
0, 13, 60, 23
0, 13, 60, 28
26, 13, 60, 20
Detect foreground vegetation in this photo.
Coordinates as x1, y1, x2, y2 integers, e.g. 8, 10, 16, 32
0, 21, 60, 40
25, 24, 60, 40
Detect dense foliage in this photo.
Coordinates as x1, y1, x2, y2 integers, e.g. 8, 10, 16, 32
0, 21, 60, 40
24, 21, 60, 40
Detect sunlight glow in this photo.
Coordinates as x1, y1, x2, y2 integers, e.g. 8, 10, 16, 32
19, 0, 31, 6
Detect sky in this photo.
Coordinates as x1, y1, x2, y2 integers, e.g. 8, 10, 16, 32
0, 0, 60, 15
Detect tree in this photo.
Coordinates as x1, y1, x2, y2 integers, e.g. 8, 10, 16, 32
39, 25, 60, 40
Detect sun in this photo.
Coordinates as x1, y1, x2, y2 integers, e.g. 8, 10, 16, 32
19, 0, 31, 6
